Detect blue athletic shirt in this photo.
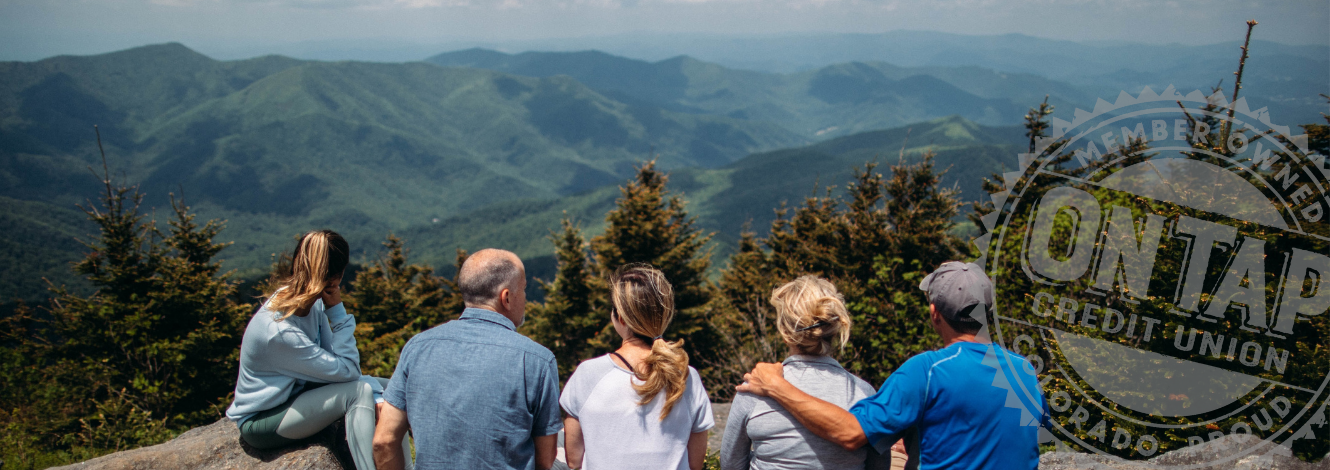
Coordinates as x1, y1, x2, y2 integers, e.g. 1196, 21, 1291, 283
849, 341, 1048, 470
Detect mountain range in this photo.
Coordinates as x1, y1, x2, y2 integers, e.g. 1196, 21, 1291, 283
426, 49, 1073, 139
1, 38, 1323, 304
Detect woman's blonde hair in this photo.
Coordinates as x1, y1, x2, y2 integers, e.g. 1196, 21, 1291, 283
266, 230, 350, 321
772, 276, 852, 356
610, 263, 690, 420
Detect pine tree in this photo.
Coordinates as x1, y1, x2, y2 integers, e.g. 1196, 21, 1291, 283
18, 144, 253, 451
520, 220, 606, 379
590, 161, 715, 360
706, 155, 967, 394
527, 161, 716, 380
702, 228, 786, 392
347, 235, 462, 377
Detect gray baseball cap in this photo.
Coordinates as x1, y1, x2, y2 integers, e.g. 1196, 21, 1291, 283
918, 261, 994, 322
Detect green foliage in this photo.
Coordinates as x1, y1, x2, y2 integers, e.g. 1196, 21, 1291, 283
44, 184, 249, 426
705, 154, 969, 397
591, 161, 716, 359
1, 159, 250, 467
347, 235, 464, 377
703, 449, 722, 470
523, 161, 716, 380
521, 220, 607, 379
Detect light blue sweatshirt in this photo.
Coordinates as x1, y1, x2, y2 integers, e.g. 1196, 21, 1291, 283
226, 297, 374, 425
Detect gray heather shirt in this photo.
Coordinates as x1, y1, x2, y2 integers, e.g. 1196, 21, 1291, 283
720, 355, 891, 470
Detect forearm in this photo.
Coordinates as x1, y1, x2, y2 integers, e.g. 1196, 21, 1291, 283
534, 434, 557, 470
768, 381, 868, 450
564, 417, 584, 469
687, 431, 709, 470
372, 435, 406, 470
373, 402, 410, 470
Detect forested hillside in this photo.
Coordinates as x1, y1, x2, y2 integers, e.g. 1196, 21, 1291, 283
397, 114, 1022, 281
0, 43, 803, 299
0, 44, 1034, 303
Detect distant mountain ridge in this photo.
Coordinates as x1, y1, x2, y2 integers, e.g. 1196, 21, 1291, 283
426, 48, 1077, 139
425, 31, 1328, 126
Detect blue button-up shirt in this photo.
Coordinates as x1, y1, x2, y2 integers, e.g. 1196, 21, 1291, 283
384, 308, 563, 470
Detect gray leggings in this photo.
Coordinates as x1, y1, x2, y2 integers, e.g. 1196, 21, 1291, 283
239, 378, 413, 470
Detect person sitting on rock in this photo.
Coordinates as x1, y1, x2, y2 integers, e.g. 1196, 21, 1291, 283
372, 249, 562, 470
735, 262, 1048, 470
226, 229, 409, 470
559, 263, 714, 470
719, 276, 891, 470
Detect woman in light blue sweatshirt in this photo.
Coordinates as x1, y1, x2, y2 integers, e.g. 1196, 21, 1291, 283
225, 230, 409, 470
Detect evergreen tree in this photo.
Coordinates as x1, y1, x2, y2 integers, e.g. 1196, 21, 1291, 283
4, 145, 252, 454
590, 161, 715, 360
347, 235, 462, 377
707, 155, 968, 395
526, 161, 716, 380
520, 220, 606, 379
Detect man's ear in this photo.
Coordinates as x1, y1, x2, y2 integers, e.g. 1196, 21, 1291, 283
498, 288, 511, 310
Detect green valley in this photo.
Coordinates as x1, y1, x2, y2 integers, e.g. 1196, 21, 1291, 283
2, 44, 1044, 305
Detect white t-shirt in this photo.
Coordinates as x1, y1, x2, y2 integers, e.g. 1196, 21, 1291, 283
560, 354, 714, 470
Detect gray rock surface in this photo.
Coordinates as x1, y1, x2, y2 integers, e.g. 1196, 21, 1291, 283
53, 418, 351, 470
1038, 434, 1329, 470
57, 404, 1327, 470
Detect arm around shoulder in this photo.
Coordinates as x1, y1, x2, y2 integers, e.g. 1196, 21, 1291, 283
737, 362, 868, 451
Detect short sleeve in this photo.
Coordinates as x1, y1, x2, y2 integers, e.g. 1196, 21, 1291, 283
559, 360, 591, 419
849, 356, 928, 449
382, 338, 413, 411
687, 368, 714, 433
531, 355, 564, 437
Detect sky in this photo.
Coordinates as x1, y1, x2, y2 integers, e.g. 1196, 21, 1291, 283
0, 0, 1326, 61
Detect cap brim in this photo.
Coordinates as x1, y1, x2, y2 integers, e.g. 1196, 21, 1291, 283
918, 271, 937, 291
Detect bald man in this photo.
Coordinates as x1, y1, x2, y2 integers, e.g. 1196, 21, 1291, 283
373, 249, 562, 470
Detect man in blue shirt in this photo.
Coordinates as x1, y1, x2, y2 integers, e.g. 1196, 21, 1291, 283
737, 262, 1047, 470
373, 249, 562, 470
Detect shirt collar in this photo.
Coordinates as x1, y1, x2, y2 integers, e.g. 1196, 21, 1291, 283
459, 308, 517, 331
783, 354, 844, 368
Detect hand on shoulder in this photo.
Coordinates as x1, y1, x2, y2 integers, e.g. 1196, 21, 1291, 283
735, 362, 786, 397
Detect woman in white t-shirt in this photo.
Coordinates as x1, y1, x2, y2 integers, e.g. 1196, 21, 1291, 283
559, 263, 714, 470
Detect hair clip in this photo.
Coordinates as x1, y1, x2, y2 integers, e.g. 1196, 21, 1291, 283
795, 321, 827, 333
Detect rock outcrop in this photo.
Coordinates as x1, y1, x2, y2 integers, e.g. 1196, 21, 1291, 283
53, 418, 350, 470
1039, 434, 1329, 470
56, 404, 1327, 470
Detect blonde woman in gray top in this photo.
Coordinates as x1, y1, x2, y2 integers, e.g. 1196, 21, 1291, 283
721, 276, 892, 470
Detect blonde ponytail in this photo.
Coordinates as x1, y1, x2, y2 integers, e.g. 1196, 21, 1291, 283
636, 337, 690, 420
267, 230, 350, 320
610, 263, 690, 420
772, 276, 852, 356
